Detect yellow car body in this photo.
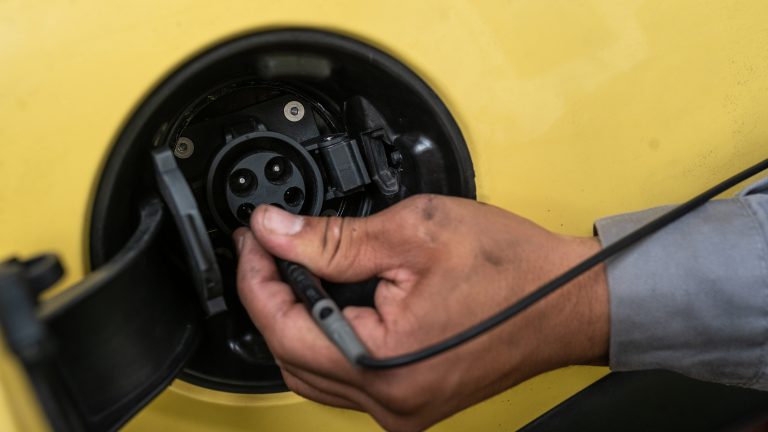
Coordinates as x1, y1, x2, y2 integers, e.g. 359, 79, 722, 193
1, 1, 767, 430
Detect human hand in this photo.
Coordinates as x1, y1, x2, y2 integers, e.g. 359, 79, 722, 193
233, 194, 608, 431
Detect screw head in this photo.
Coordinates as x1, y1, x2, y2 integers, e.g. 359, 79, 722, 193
283, 101, 305, 122
174, 137, 194, 159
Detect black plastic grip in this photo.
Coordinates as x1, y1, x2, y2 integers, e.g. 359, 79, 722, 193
275, 259, 370, 364
152, 146, 226, 316
275, 259, 324, 308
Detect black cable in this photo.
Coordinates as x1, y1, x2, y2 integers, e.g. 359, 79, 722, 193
356, 158, 768, 369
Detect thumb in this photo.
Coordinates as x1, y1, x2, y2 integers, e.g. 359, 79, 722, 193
249, 204, 399, 282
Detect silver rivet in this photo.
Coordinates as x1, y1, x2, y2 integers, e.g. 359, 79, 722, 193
283, 101, 305, 122
174, 137, 194, 159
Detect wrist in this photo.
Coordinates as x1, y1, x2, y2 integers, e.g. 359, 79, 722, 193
497, 234, 609, 388
560, 237, 610, 366
522, 236, 609, 371
569, 236, 609, 365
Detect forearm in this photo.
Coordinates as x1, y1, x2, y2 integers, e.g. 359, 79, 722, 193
596, 179, 768, 390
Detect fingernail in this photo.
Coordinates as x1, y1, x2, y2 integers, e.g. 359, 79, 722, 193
262, 205, 304, 235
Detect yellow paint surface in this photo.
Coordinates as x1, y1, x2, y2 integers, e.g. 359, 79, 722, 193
1, 0, 768, 430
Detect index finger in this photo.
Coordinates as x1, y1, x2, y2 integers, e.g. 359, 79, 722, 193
234, 228, 297, 334
233, 228, 369, 382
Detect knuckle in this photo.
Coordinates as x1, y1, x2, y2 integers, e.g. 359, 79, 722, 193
322, 216, 345, 267
235, 264, 261, 302
396, 194, 449, 241
322, 216, 363, 270
412, 194, 441, 221
317, 216, 334, 255
400, 194, 433, 220
236, 263, 258, 286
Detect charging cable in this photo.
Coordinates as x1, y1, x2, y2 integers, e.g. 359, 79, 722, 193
353, 158, 768, 369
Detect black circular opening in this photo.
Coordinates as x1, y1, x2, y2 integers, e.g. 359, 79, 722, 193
264, 156, 292, 185
236, 203, 255, 224
283, 187, 304, 207
90, 29, 475, 394
229, 169, 256, 196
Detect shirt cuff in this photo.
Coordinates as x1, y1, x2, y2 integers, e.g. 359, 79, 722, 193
595, 190, 768, 390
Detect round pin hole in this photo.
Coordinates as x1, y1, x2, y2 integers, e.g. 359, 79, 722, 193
229, 169, 256, 196
236, 203, 256, 224
283, 187, 304, 207
264, 156, 292, 185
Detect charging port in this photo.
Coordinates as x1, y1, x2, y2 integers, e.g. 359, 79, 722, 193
90, 30, 475, 393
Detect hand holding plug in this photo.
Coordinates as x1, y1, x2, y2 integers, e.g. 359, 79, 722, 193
233, 194, 608, 431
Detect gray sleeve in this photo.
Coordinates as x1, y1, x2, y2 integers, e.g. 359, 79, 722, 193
594, 177, 768, 390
